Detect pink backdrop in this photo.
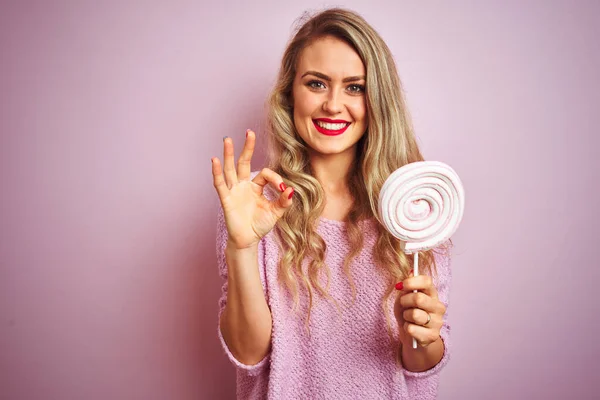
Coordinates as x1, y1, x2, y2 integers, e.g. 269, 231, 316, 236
1, 1, 598, 399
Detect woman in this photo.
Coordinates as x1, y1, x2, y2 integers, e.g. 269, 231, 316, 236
211, 8, 452, 400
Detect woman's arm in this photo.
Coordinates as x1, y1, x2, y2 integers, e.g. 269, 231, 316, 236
219, 240, 272, 365
213, 132, 293, 366
395, 246, 452, 375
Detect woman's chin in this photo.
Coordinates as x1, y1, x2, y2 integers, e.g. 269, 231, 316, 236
310, 145, 356, 157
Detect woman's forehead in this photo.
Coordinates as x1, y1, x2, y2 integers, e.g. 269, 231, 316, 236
296, 36, 365, 78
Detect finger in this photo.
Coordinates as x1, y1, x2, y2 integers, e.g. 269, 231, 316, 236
251, 168, 294, 219
237, 129, 255, 181
252, 168, 287, 192
403, 308, 440, 328
401, 275, 439, 300
403, 322, 440, 347
211, 157, 229, 200
393, 294, 404, 323
271, 186, 294, 219
223, 137, 238, 188
399, 291, 444, 314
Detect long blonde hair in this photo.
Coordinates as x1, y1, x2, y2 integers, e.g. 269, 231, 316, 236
267, 8, 445, 327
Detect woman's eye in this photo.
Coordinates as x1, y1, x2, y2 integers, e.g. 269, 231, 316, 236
347, 84, 365, 93
307, 80, 326, 89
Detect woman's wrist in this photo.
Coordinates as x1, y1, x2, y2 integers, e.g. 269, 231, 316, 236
225, 240, 260, 281
400, 336, 445, 372
226, 239, 259, 258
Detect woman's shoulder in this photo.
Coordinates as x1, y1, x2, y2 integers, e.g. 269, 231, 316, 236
433, 240, 453, 264
431, 240, 453, 285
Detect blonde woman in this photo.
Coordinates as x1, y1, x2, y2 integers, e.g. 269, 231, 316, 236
211, 8, 452, 400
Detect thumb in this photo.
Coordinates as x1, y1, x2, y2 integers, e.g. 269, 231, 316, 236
271, 186, 294, 219
393, 290, 404, 323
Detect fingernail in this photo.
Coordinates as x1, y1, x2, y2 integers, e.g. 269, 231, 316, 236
409, 269, 414, 275
246, 129, 250, 138
288, 188, 294, 199
223, 136, 229, 142
279, 182, 287, 192
395, 282, 403, 290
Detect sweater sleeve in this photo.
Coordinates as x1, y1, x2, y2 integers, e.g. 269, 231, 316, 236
403, 243, 453, 396
215, 204, 271, 376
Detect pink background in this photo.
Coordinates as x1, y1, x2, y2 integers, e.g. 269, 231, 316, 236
1, 1, 598, 399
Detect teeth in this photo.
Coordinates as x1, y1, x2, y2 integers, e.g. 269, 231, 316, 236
316, 121, 348, 130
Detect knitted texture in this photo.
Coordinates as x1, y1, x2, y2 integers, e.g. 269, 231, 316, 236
216, 184, 452, 400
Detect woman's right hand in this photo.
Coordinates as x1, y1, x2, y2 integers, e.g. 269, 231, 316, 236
211, 130, 294, 250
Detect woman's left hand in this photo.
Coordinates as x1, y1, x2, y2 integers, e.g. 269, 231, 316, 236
394, 272, 446, 348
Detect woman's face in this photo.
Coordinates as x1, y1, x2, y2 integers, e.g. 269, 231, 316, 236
292, 36, 367, 159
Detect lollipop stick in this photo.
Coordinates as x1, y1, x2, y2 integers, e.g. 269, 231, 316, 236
412, 252, 419, 349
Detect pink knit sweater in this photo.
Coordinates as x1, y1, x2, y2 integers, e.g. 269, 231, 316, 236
216, 188, 452, 400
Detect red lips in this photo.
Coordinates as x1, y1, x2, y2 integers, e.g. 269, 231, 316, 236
315, 118, 350, 123
313, 118, 351, 136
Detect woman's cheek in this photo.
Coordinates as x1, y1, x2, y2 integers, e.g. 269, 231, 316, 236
348, 99, 367, 117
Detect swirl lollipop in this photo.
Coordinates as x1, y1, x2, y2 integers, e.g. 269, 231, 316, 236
378, 161, 465, 348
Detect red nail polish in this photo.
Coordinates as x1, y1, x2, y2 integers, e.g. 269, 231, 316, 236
279, 182, 287, 192
288, 188, 294, 199
395, 282, 403, 290
246, 131, 248, 138
410, 269, 414, 275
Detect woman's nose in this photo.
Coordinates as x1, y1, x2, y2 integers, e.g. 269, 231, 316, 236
322, 91, 342, 114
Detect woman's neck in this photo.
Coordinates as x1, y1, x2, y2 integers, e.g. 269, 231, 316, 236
309, 150, 357, 221
308, 150, 356, 195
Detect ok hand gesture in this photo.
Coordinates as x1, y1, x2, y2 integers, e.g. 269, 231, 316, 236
211, 130, 294, 250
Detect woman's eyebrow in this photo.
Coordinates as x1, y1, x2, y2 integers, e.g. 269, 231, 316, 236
301, 71, 366, 82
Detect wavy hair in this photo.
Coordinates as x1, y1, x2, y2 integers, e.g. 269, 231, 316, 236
266, 8, 448, 333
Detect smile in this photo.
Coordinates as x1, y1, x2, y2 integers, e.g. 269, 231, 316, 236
313, 119, 351, 136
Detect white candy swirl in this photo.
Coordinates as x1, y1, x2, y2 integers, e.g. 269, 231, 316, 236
378, 161, 465, 253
